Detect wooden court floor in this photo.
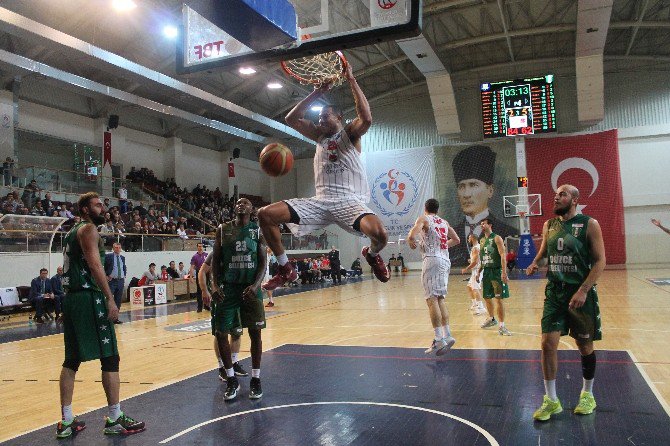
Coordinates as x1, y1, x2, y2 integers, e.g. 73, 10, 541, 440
1, 267, 670, 443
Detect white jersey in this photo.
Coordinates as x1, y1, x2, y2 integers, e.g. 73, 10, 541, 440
468, 245, 483, 290
420, 215, 451, 260
469, 244, 481, 271
314, 129, 370, 201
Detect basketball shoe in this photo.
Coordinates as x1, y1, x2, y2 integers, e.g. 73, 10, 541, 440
574, 391, 597, 415
56, 417, 86, 438
262, 263, 297, 291
249, 377, 263, 399
103, 412, 145, 435
425, 338, 448, 355
224, 376, 240, 401
362, 246, 390, 283
481, 317, 497, 328
533, 396, 563, 421
233, 362, 248, 377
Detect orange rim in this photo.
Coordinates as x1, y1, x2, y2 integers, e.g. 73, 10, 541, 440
280, 51, 348, 85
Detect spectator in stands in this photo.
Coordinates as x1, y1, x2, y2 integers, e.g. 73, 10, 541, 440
31, 201, 46, 216
118, 183, 129, 213
22, 179, 40, 209
59, 204, 73, 219
177, 261, 188, 278
105, 243, 127, 324
351, 258, 363, 277
310, 258, 323, 282
51, 266, 65, 319
30, 267, 55, 323
506, 249, 517, 270
189, 242, 208, 312
160, 265, 170, 280
397, 253, 405, 271
138, 263, 158, 286
319, 255, 331, 281
41, 192, 55, 215
2, 157, 16, 185
103, 197, 110, 209
166, 261, 180, 279
297, 258, 312, 284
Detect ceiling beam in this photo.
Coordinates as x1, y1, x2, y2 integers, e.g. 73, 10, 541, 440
625, 0, 651, 55
496, 0, 515, 62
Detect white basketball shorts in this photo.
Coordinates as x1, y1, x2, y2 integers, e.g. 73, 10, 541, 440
284, 196, 374, 237
468, 270, 483, 290
422, 256, 451, 298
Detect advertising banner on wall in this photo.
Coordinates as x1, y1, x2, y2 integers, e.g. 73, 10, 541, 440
526, 129, 625, 264
433, 140, 519, 266
363, 146, 436, 241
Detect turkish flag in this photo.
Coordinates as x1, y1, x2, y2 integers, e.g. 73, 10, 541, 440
526, 129, 625, 264
103, 131, 112, 167
228, 162, 235, 177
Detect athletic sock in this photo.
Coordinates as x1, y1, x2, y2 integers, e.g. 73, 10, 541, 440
582, 378, 594, 394
226, 367, 234, 378
544, 379, 558, 401
108, 403, 122, 421
499, 321, 505, 328
62, 405, 74, 423
442, 325, 451, 337
251, 369, 260, 378
277, 254, 289, 266
217, 357, 224, 368
231, 353, 238, 363
433, 327, 443, 340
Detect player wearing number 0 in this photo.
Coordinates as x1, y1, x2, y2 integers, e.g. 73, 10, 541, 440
211, 198, 267, 401
526, 185, 606, 421
408, 199, 460, 355
258, 62, 390, 290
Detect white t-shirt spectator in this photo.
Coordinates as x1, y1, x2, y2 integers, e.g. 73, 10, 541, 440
118, 187, 128, 200
177, 227, 188, 239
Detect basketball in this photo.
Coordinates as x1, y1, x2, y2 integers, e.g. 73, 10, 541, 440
259, 142, 294, 177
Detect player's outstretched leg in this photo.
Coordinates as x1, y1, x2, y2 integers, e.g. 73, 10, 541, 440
358, 214, 389, 283
258, 203, 298, 290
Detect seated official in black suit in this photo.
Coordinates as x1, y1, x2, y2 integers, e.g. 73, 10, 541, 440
30, 268, 55, 323
50, 265, 65, 319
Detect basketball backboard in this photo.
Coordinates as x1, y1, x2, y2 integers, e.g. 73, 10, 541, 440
177, 0, 422, 74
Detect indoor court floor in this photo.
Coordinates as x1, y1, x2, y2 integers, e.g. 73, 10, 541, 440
1, 268, 670, 445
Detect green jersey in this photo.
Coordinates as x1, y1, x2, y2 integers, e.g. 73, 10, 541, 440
216, 221, 262, 286
480, 232, 501, 269
546, 214, 592, 285
62, 222, 105, 293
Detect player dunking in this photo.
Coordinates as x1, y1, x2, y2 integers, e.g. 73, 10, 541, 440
407, 199, 460, 355
526, 185, 606, 421
258, 62, 389, 290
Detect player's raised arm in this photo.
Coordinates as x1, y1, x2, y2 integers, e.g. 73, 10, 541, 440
344, 63, 372, 145
285, 84, 331, 142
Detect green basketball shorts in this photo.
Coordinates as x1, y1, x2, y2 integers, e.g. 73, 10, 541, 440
63, 290, 118, 362
482, 268, 510, 299
212, 284, 266, 334
541, 281, 602, 341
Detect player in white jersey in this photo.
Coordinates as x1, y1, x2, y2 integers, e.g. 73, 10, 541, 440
461, 233, 485, 314
408, 199, 460, 356
259, 62, 390, 290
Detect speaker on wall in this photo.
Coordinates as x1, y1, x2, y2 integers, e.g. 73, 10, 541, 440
107, 115, 119, 130
232, 148, 240, 159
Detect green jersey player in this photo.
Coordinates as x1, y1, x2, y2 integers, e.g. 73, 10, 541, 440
527, 184, 606, 421
211, 198, 267, 401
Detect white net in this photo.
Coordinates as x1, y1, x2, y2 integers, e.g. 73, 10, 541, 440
281, 52, 346, 86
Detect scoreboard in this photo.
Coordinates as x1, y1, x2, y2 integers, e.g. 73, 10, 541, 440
481, 74, 556, 138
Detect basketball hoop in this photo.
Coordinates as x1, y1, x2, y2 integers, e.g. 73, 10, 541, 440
280, 51, 348, 87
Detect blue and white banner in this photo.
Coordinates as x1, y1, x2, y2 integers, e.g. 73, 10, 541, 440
363, 146, 435, 239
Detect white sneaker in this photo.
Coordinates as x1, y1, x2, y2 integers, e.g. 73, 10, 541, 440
439, 336, 456, 354
425, 338, 447, 355
473, 305, 485, 315
498, 326, 512, 336
468, 301, 477, 311
481, 317, 497, 328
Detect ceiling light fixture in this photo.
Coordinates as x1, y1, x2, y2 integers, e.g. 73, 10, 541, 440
163, 25, 179, 39
267, 82, 283, 89
239, 67, 256, 75
311, 105, 323, 112
112, 0, 137, 12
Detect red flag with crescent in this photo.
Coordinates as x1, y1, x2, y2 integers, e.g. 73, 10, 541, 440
526, 129, 625, 264
228, 162, 235, 177
103, 131, 112, 167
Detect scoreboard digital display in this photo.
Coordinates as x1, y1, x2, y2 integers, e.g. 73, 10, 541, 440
481, 74, 556, 138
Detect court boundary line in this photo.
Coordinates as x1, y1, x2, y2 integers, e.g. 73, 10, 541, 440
628, 349, 670, 418
158, 401, 499, 445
